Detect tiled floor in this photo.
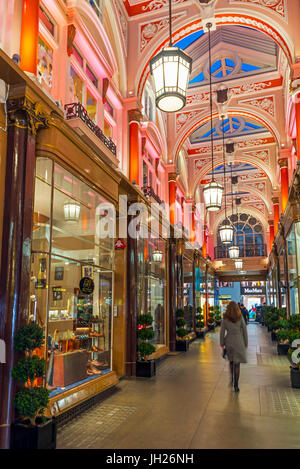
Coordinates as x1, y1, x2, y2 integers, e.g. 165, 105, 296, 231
57, 324, 300, 449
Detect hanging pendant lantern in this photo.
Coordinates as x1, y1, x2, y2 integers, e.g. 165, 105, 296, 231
64, 201, 80, 222
229, 245, 240, 259
152, 249, 163, 263
150, 0, 192, 113
203, 181, 223, 212
235, 258, 243, 270
219, 221, 233, 245
150, 48, 192, 112
203, 23, 223, 212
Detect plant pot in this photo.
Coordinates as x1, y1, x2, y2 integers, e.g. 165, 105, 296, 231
176, 340, 189, 352
271, 331, 277, 341
10, 418, 56, 449
277, 343, 290, 355
196, 330, 205, 339
207, 324, 215, 331
136, 359, 156, 378
216, 321, 221, 327
290, 367, 300, 388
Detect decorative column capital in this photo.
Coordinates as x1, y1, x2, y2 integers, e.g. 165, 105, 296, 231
278, 157, 288, 169
7, 96, 48, 135
128, 108, 143, 124
168, 172, 178, 183
272, 196, 280, 205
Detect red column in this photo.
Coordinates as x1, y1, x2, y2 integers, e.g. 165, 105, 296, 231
278, 158, 289, 213
20, 0, 40, 74
272, 197, 280, 237
202, 226, 207, 258
269, 220, 274, 251
129, 121, 140, 185
169, 174, 177, 226
190, 206, 196, 244
296, 97, 300, 161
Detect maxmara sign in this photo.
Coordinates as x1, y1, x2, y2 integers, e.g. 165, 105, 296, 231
241, 286, 266, 296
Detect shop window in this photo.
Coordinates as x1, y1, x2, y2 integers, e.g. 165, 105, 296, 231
104, 119, 112, 138
86, 64, 98, 88
143, 161, 148, 186
69, 46, 100, 124
30, 158, 115, 396
137, 239, 166, 347
72, 45, 84, 68
37, 36, 53, 91
104, 100, 114, 118
86, 89, 97, 123
39, 5, 55, 36
69, 65, 84, 104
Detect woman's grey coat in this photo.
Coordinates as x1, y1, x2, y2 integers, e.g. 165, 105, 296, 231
220, 318, 248, 363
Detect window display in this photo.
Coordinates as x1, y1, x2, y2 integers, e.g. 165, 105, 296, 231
137, 238, 166, 347
30, 158, 114, 396
287, 224, 300, 314
183, 257, 193, 331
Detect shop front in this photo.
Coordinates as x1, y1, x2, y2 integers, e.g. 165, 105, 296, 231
136, 236, 167, 357
31, 157, 118, 416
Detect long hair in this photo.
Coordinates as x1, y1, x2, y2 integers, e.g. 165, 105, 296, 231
223, 301, 242, 323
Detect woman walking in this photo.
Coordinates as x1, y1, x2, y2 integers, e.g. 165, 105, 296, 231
220, 301, 248, 393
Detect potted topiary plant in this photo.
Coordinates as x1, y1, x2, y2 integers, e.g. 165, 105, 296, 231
215, 306, 221, 326
276, 329, 290, 355
136, 314, 156, 377
10, 322, 56, 449
195, 307, 205, 339
207, 306, 216, 331
176, 309, 189, 351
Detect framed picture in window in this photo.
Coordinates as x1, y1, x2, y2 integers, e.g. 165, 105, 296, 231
55, 267, 64, 281
53, 287, 63, 301
82, 265, 93, 279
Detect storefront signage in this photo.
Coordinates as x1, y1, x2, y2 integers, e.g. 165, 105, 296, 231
79, 277, 95, 295
241, 286, 266, 296
115, 239, 126, 250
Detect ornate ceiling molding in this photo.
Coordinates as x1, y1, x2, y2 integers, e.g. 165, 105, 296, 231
187, 79, 282, 107
136, 12, 293, 100
229, 0, 287, 22
188, 136, 275, 155
238, 95, 275, 118
139, 12, 185, 54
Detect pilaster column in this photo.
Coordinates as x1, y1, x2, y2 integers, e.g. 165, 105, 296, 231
278, 157, 289, 214
125, 209, 138, 376
0, 95, 47, 449
176, 239, 185, 310
272, 197, 280, 237
20, 0, 40, 74
128, 109, 142, 185
269, 220, 274, 251
192, 252, 196, 332
168, 238, 177, 352
295, 95, 300, 161
168, 173, 177, 226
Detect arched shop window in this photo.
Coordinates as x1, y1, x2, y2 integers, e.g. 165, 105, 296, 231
217, 213, 265, 257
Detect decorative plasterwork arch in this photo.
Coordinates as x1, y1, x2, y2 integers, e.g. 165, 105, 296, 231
135, 9, 294, 100
76, 0, 119, 76
141, 120, 166, 157
212, 205, 269, 244
191, 154, 274, 197
175, 109, 281, 163
106, 0, 128, 95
